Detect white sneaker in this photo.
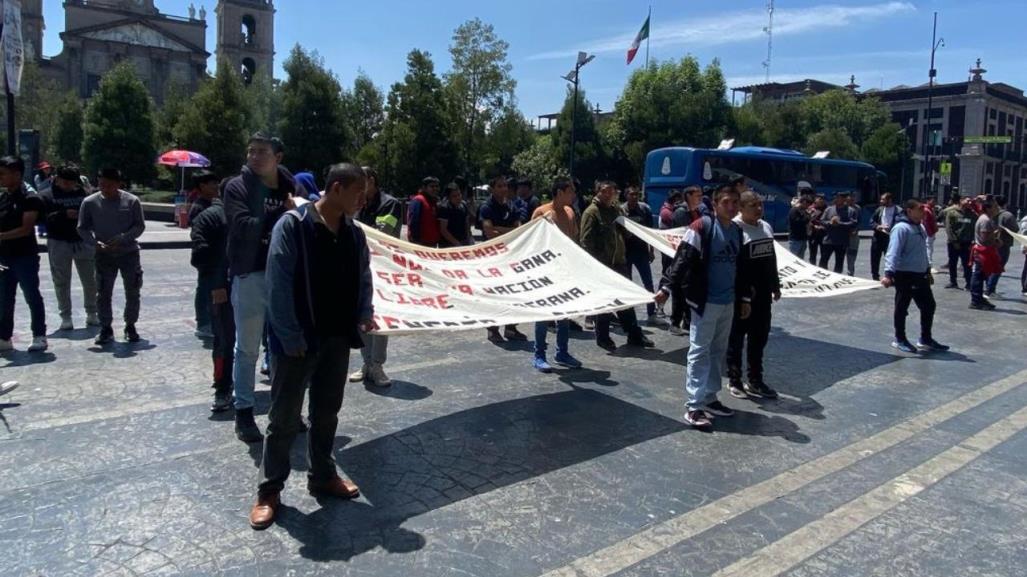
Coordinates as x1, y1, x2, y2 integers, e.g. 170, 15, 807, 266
28, 336, 48, 352
669, 324, 688, 336
368, 364, 392, 387
0, 339, 12, 352
348, 365, 367, 382
0, 381, 18, 397
60, 317, 74, 331
86, 313, 101, 327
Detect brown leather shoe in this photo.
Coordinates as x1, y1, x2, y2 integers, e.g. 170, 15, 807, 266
248, 492, 280, 530
307, 476, 360, 499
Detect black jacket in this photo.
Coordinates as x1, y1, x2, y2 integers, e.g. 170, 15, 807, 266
40, 183, 88, 243
189, 198, 229, 290
659, 215, 754, 316
223, 165, 297, 277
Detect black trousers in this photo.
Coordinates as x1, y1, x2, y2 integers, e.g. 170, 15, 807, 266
258, 337, 351, 496
946, 243, 971, 287
893, 271, 935, 342
662, 254, 690, 327
211, 298, 235, 394
819, 244, 846, 273
808, 232, 824, 265
870, 232, 889, 279
1021, 254, 1027, 294
726, 296, 772, 383
596, 264, 643, 342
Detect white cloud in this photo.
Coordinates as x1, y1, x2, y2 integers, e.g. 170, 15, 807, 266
527, 1, 916, 61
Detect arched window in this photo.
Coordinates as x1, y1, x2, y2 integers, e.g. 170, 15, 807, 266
241, 15, 256, 45
241, 58, 256, 85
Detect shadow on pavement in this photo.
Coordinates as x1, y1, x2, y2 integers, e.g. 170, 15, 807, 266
275, 388, 686, 562
363, 380, 433, 401
0, 350, 57, 367
557, 368, 619, 387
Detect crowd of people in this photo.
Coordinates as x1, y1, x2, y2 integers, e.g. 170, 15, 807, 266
4, 131, 1027, 531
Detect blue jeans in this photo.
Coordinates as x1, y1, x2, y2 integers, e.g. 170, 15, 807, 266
969, 262, 986, 305
986, 246, 1011, 294
788, 240, 807, 259
231, 272, 267, 410
625, 250, 656, 316
194, 269, 218, 330
534, 320, 569, 358
685, 302, 734, 412
0, 254, 47, 340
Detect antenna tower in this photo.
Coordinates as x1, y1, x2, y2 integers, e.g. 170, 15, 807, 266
762, 0, 774, 82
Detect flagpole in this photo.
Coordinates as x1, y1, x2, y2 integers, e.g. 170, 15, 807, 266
645, 4, 651, 67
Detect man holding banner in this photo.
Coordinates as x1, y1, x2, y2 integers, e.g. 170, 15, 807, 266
656, 185, 753, 429
480, 175, 528, 344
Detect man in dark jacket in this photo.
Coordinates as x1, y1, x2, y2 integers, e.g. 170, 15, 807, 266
666, 186, 708, 335
621, 186, 660, 324
656, 184, 753, 429
40, 164, 97, 330
818, 192, 857, 273
942, 194, 974, 289
190, 190, 234, 412
870, 192, 899, 280
189, 170, 222, 338
223, 132, 297, 442
249, 163, 373, 531
0, 156, 48, 352
787, 196, 811, 258
479, 175, 527, 343
580, 181, 653, 350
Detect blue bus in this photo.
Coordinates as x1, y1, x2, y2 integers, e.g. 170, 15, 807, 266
642, 146, 882, 231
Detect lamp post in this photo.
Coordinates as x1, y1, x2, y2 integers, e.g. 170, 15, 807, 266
920, 12, 944, 197
562, 51, 595, 177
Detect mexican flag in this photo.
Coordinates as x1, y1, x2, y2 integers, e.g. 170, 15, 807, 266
626, 15, 650, 65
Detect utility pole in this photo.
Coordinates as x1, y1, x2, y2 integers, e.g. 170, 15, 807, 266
762, 0, 774, 83
921, 12, 943, 197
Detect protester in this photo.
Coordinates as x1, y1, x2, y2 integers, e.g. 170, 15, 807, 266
969, 196, 1001, 310
819, 192, 856, 273
621, 186, 661, 325
0, 156, 47, 352
581, 181, 654, 350
78, 167, 146, 346
350, 166, 401, 387
656, 184, 752, 428
922, 196, 939, 268
40, 164, 98, 331
187, 170, 221, 224
808, 195, 827, 264
656, 189, 683, 320
667, 186, 708, 335
870, 192, 899, 280
249, 163, 372, 531
530, 177, 583, 372
438, 182, 473, 248
294, 171, 321, 202
513, 177, 540, 224
726, 191, 780, 400
34, 162, 54, 196
224, 132, 297, 442
186, 170, 222, 338
846, 194, 862, 277
787, 195, 811, 258
480, 175, 527, 343
943, 194, 974, 289
988, 196, 1016, 297
881, 199, 949, 353
407, 176, 441, 247
190, 181, 234, 412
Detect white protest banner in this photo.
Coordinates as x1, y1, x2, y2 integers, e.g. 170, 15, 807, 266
0, 0, 24, 96
617, 216, 880, 298
1002, 226, 1027, 249
362, 218, 655, 335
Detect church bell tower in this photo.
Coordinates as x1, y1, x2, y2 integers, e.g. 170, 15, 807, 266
215, 0, 275, 84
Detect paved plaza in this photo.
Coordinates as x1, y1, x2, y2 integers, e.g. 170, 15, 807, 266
1, 236, 1026, 577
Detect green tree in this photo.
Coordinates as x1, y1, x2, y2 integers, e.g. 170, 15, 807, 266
51, 93, 84, 163
374, 50, 460, 196
482, 105, 535, 178
155, 79, 190, 151
81, 62, 157, 184
245, 71, 282, 134
611, 57, 731, 176
861, 122, 911, 191
278, 45, 353, 180
800, 90, 889, 149
173, 59, 252, 178
805, 127, 860, 160
0, 59, 64, 160
552, 86, 604, 186
446, 18, 515, 180
346, 72, 385, 151
511, 134, 563, 197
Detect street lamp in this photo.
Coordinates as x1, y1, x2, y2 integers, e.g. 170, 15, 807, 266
563, 51, 595, 177
920, 12, 944, 197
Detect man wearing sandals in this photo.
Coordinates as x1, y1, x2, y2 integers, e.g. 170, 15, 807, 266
249, 163, 373, 530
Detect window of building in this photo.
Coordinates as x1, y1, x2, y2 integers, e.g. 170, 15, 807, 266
241, 58, 256, 85
241, 15, 256, 45
989, 108, 997, 119
986, 163, 994, 175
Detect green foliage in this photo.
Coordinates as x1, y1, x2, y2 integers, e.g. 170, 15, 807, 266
511, 134, 564, 194
81, 62, 157, 184
173, 59, 252, 178
374, 50, 461, 196
799, 90, 889, 149
862, 122, 911, 191
481, 105, 535, 178
551, 86, 604, 186
346, 72, 385, 152
245, 71, 282, 135
610, 57, 732, 177
446, 18, 516, 181
278, 45, 354, 180
155, 79, 190, 151
51, 93, 84, 164
805, 128, 860, 160
0, 59, 64, 161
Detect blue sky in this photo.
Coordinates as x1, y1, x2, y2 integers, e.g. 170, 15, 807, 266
42, 0, 1027, 123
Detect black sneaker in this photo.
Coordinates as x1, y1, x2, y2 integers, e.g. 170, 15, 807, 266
94, 326, 114, 345
968, 301, 996, 311
210, 389, 233, 413
684, 409, 712, 428
944, 283, 959, 289
234, 408, 264, 443
124, 325, 140, 343
728, 383, 748, 399
627, 333, 654, 347
596, 338, 618, 351
745, 380, 779, 399
503, 327, 528, 341
704, 400, 734, 417
891, 339, 918, 353
917, 338, 950, 352
487, 328, 504, 343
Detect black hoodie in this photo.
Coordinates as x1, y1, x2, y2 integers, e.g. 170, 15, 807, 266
40, 182, 88, 243
223, 165, 297, 277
